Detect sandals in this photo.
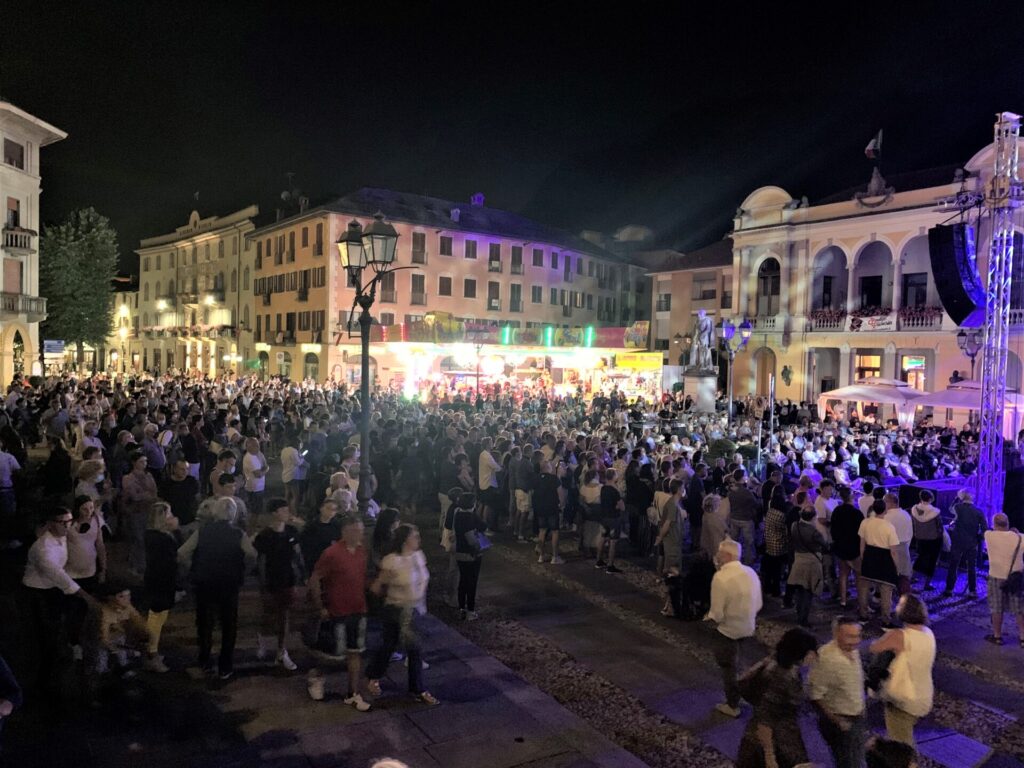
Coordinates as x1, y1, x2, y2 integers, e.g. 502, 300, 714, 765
984, 634, 1004, 646
415, 691, 440, 706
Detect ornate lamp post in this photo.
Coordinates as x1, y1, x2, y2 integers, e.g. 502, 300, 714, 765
956, 328, 984, 425
336, 212, 400, 519
118, 325, 128, 374
719, 318, 752, 424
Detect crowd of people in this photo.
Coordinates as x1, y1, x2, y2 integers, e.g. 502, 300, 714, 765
0, 369, 1018, 768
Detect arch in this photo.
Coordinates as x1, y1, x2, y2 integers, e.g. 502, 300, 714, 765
810, 245, 849, 311
740, 185, 793, 211
154, 280, 161, 299
851, 240, 894, 310
243, 267, 250, 290
345, 354, 377, 387
280, 351, 292, 379
755, 256, 781, 316
242, 305, 250, 328
230, 269, 237, 292
1, 321, 36, 379
851, 235, 898, 268
303, 352, 320, 381
143, 282, 150, 301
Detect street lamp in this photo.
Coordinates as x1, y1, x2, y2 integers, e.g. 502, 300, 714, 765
719, 317, 752, 425
337, 212, 401, 519
956, 328, 983, 379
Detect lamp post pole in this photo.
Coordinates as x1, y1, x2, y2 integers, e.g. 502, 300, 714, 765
336, 213, 402, 521
719, 318, 752, 428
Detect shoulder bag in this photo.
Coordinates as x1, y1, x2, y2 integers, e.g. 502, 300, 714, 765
1002, 533, 1023, 596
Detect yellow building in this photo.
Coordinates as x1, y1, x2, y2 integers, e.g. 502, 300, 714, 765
650, 137, 1024, 420
135, 206, 258, 376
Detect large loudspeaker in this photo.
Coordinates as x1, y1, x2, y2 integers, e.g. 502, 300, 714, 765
928, 223, 986, 327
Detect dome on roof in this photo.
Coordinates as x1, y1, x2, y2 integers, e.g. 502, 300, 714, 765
740, 186, 792, 210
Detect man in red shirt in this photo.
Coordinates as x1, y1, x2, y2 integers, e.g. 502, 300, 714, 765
308, 516, 371, 711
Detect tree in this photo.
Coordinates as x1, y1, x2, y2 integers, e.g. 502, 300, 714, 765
39, 208, 120, 370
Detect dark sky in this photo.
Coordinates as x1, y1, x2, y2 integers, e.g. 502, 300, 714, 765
5, 1, 1024, 272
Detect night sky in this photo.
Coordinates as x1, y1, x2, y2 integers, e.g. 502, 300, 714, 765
5, 1, 1024, 272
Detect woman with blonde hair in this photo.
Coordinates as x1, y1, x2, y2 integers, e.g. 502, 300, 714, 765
144, 501, 180, 672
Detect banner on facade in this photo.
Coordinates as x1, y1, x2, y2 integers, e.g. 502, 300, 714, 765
614, 352, 663, 370
846, 312, 897, 333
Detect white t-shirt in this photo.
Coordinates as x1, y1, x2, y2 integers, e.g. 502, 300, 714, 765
858, 494, 876, 517
985, 530, 1024, 580
243, 451, 267, 492
885, 507, 914, 544
0, 450, 21, 487
814, 495, 839, 541
381, 550, 429, 612
478, 450, 500, 490
858, 516, 899, 548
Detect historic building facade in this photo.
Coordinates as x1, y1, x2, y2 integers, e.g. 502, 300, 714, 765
650, 137, 1024, 414
0, 100, 66, 381
135, 205, 258, 376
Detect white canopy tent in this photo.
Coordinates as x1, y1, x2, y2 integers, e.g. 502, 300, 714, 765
818, 378, 927, 428
913, 380, 1024, 437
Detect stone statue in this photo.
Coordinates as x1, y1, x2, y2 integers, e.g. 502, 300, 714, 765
689, 309, 716, 372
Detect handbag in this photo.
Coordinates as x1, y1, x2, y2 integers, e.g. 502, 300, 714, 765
882, 641, 916, 708
474, 531, 492, 552
1002, 534, 1023, 596
440, 527, 456, 552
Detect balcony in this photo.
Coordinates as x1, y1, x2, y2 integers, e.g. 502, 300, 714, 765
488, 260, 502, 273
412, 250, 427, 265
2, 228, 34, 254
807, 309, 846, 331
509, 299, 523, 313
511, 262, 524, 275
0, 293, 46, 322
297, 287, 309, 302
276, 331, 296, 346
751, 315, 778, 330
312, 242, 323, 257
381, 289, 397, 303
897, 306, 944, 330
487, 298, 501, 311
179, 292, 200, 305
411, 291, 427, 306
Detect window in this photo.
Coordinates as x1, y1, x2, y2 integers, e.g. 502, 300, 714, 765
464, 278, 476, 299
4, 197, 18, 229
204, 243, 211, 261
820, 275, 834, 309
301, 227, 309, 247
156, 253, 161, 270
233, 237, 238, 255
757, 259, 781, 314
488, 243, 501, 272
588, 261, 595, 277
550, 287, 558, 305
533, 248, 544, 267
440, 235, 453, 256
656, 292, 671, 312
692, 274, 717, 301
721, 290, 733, 309
311, 267, 326, 287
170, 252, 176, 268
288, 232, 296, 261
256, 242, 263, 269
531, 285, 542, 304
379, 312, 395, 326
231, 270, 237, 291
412, 232, 426, 263
577, 258, 584, 275
218, 240, 225, 259
3, 139, 25, 170
902, 272, 928, 308
144, 283, 149, 301
560, 289, 567, 306
654, 339, 670, 351
438, 276, 452, 296
551, 252, 559, 269
143, 257, 151, 273
465, 239, 477, 259
510, 284, 523, 311
860, 275, 883, 308
243, 267, 250, 290
511, 246, 523, 274
379, 271, 396, 301
855, 354, 882, 379
315, 223, 324, 250
487, 281, 500, 310
411, 274, 426, 304
299, 311, 312, 331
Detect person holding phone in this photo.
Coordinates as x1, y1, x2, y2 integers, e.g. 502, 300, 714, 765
280, 436, 309, 517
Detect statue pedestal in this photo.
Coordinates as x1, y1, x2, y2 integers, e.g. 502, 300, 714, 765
683, 370, 718, 414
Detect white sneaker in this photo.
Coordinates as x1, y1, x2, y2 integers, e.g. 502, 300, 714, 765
344, 693, 371, 712
715, 702, 741, 718
404, 657, 431, 669
256, 634, 270, 661
277, 649, 297, 671
537, 554, 546, 564
465, 610, 480, 621
551, 556, 565, 565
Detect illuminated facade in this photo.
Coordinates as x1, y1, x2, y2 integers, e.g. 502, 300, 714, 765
103, 277, 139, 373
651, 137, 1024, 420
249, 188, 648, 385
135, 205, 258, 376
0, 101, 66, 381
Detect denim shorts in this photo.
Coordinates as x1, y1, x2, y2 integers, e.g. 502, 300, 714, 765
332, 614, 367, 654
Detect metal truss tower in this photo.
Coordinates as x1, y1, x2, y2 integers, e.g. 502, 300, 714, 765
977, 112, 1023, 516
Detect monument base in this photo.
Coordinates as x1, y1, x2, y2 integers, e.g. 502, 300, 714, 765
683, 370, 718, 414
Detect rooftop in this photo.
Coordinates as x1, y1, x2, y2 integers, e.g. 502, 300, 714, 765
645, 238, 733, 274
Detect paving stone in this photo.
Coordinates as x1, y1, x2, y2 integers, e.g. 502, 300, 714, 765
917, 732, 994, 768
407, 692, 550, 741
424, 727, 571, 768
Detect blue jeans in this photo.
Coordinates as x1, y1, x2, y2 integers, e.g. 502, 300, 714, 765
729, 519, 756, 564
366, 606, 424, 693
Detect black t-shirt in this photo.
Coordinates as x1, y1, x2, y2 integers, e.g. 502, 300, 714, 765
533, 472, 561, 514
600, 485, 622, 519
158, 476, 200, 525
255, 525, 302, 590
300, 518, 343, 575
830, 503, 864, 561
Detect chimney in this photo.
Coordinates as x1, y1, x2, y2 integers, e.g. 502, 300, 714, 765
299, 196, 309, 212
450, 207, 461, 223
276, 208, 283, 221
470, 192, 485, 207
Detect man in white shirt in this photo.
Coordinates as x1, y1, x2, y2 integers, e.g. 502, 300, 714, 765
883, 493, 914, 588
815, 479, 840, 594
242, 437, 269, 519
22, 508, 95, 692
809, 617, 866, 768
477, 437, 501, 535
705, 538, 762, 718
0, 444, 21, 544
